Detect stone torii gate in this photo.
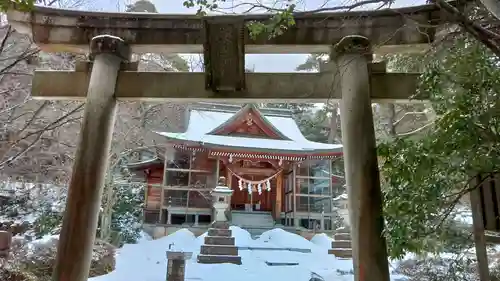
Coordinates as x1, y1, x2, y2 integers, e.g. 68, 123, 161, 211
7, 4, 449, 281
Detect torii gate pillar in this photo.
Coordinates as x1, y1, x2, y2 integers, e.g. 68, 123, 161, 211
52, 35, 130, 281
333, 35, 390, 281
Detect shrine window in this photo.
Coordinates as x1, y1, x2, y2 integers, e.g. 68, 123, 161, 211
295, 159, 332, 196
296, 159, 331, 178
162, 189, 211, 209
285, 172, 293, 193
308, 178, 330, 196
293, 159, 333, 214
294, 196, 331, 213
330, 158, 346, 196
296, 178, 309, 194
164, 190, 188, 206
285, 193, 293, 212
295, 196, 309, 212
164, 150, 214, 188
309, 197, 332, 212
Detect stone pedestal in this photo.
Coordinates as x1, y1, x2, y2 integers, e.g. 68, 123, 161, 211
166, 251, 192, 281
197, 221, 241, 265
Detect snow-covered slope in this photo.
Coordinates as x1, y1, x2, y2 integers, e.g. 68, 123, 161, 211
89, 227, 407, 281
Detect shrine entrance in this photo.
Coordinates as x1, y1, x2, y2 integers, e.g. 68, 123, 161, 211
223, 160, 281, 212
230, 174, 274, 212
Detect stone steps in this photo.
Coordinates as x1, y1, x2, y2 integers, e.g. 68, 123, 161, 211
197, 221, 241, 265
329, 227, 352, 259
197, 254, 242, 264
328, 248, 352, 258
231, 211, 275, 229
332, 240, 351, 248
208, 228, 231, 237
200, 244, 239, 256
204, 236, 235, 246
333, 233, 351, 241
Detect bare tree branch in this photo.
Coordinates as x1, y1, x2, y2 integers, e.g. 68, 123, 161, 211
434, 0, 500, 58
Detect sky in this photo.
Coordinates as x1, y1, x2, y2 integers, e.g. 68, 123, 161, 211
86, 0, 425, 72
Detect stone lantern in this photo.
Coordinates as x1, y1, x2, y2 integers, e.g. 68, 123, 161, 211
332, 192, 350, 227
198, 176, 241, 265
211, 177, 233, 222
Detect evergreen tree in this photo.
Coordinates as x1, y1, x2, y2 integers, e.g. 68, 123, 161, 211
126, 0, 157, 12
125, 0, 189, 72
380, 34, 500, 258
295, 54, 341, 144
107, 181, 144, 245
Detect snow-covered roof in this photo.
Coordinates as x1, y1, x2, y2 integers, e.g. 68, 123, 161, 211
155, 104, 342, 155
332, 193, 348, 201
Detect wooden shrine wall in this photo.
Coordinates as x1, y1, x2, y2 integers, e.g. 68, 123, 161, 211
472, 173, 500, 232
145, 152, 216, 211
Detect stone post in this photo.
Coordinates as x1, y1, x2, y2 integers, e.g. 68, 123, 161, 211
332, 35, 390, 281
166, 251, 193, 281
52, 35, 130, 281
0, 230, 12, 258
167, 211, 172, 225
194, 214, 199, 226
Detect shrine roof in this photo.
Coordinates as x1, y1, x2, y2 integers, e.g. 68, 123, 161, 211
126, 158, 163, 170
155, 103, 342, 155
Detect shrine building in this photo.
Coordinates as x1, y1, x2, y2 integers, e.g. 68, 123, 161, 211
127, 103, 345, 238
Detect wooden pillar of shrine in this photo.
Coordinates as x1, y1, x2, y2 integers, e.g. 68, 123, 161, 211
52, 35, 130, 281
275, 172, 283, 221
160, 145, 169, 224
332, 35, 390, 281
226, 166, 232, 211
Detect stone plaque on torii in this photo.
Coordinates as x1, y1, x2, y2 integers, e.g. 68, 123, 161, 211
6, 3, 455, 281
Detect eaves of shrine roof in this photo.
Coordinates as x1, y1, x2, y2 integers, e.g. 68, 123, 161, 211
126, 158, 163, 170
154, 103, 342, 154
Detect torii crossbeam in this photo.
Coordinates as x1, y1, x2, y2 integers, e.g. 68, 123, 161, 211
6, 3, 451, 281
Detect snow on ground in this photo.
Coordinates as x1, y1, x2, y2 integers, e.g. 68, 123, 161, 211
138, 231, 153, 243
89, 227, 407, 281
310, 233, 334, 251
453, 205, 473, 225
